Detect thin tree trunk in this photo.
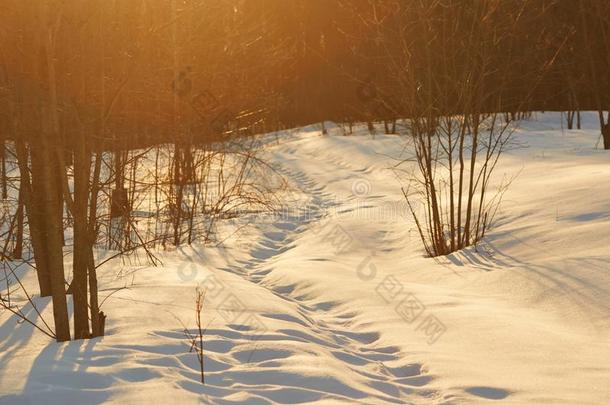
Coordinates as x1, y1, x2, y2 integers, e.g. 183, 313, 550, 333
462, 114, 480, 246
89, 150, 103, 337
1, 140, 6, 199
603, 126, 610, 150
12, 185, 24, 259
446, 119, 456, 251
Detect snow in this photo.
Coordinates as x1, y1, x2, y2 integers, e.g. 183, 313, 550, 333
1, 113, 610, 404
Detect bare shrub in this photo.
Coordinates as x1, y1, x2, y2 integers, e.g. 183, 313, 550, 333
356, 0, 563, 257
180, 288, 207, 385
402, 114, 515, 256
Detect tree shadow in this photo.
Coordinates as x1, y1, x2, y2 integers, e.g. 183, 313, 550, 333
0, 298, 51, 371
16, 338, 113, 404
482, 235, 610, 332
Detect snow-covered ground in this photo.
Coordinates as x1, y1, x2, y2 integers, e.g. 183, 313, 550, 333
1, 113, 609, 404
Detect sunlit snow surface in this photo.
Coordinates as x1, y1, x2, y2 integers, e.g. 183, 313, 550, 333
1, 113, 609, 404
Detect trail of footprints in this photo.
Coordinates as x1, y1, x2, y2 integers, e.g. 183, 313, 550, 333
115, 155, 442, 404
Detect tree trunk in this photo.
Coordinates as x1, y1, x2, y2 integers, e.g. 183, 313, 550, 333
367, 121, 375, 134
110, 150, 129, 250
39, 6, 71, 341
1, 140, 6, 199
173, 145, 185, 246
89, 151, 104, 337
31, 141, 71, 342
601, 111, 610, 150
603, 123, 610, 150
71, 137, 91, 339
12, 185, 24, 259
16, 141, 52, 296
